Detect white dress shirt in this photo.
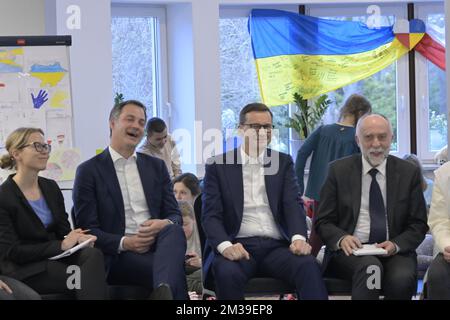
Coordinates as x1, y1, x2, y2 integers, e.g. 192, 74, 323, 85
353, 156, 389, 243
217, 147, 305, 254
109, 146, 151, 251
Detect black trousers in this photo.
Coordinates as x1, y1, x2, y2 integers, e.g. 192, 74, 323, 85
107, 224, 188, 300
212, 237, 328, 300
0, 276, 41, 300
327, 250, 417, 300
22, 247, 108, 300
427, 253, 450, 300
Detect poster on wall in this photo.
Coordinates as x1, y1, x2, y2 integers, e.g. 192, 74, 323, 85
0, 36, 80, 182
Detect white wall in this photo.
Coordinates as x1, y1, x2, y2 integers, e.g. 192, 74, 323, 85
45, 0, 113, 211
0, 0, 45, 35
166, 3, 197, 174
166, 1, 221, 177
49, 0, 112, 166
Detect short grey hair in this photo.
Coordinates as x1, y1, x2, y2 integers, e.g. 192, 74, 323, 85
356, 113, 393, 137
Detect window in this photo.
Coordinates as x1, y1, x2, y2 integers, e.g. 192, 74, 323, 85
308, 4, 409, 156
111, 5, 167, 118
219, 6, 298, 154
415, 3, 446, 162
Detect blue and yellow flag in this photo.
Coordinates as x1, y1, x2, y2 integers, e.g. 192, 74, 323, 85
249, 9, 409, 106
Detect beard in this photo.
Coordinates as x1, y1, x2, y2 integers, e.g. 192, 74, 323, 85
363, 147, 389, 167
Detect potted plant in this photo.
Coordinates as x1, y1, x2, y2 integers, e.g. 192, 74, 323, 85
114, 92, 124, 105
286, 92, 331, 155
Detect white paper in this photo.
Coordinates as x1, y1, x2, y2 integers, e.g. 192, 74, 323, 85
49, 238, 94, 260
352, 244, 387, 256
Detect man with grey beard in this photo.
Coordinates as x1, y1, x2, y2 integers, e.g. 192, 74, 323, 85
315, 114, 428, 300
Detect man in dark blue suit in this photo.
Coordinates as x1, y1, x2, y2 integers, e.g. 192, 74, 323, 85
73, 100, 187, 299
202, 103, 328, 300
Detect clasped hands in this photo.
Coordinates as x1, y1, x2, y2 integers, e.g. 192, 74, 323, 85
339, 235, 396, 256
123, 219, 170, 253
222, 239, 312, 261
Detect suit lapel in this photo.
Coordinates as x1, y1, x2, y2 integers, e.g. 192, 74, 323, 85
136, 154, 154, 215
386, 156, 399, 231
350, 156, 363, 224
38, 178, 58, 225
96, 148, 125, 218
224, 149, 244, 221
263, 149, 278, 219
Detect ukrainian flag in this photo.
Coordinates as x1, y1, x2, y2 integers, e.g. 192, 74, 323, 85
249, 9, 409, 106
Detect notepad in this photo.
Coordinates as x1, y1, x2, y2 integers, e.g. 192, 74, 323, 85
352, 244, 387, 256
49, 238, 94, 260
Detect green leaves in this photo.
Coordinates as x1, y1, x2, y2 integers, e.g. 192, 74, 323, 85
286, 92, 331, 139
114, 92, 124, 105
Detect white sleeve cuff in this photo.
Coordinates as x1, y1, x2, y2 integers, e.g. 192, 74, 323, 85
291, 234, 306, 243
217, 241, 233, 255
118, 236, 126, 253
337, 236, 346, 250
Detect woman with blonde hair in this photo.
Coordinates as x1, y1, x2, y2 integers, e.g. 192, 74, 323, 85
0, 127, 108, 299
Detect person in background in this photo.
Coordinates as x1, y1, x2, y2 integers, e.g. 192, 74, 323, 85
139, 117, 182, 179
295, 94, 372, 255
426, 161, 450, 299
73, 100, 187, 300
316, 114, 428, 300
173, 173, 201, 206
434, 145, 448, 166
178, 200, 203, 296
402, 154, 433, 206
0, 276, 41, 300
0, 127, 107, 300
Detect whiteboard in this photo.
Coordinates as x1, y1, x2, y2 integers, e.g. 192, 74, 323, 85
0, 36, 77, 183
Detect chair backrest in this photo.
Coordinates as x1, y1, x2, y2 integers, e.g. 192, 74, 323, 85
193, 194, 206, 251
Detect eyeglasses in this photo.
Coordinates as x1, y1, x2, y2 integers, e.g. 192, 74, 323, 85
242, 123, 274, 131
21, 142, 52, 153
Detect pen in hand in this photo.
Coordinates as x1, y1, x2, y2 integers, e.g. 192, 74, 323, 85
64, 229, 91, 238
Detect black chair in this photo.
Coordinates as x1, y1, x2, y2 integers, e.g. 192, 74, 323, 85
40, 286, 150, 300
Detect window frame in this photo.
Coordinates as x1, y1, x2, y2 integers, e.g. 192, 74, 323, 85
111, 4, 168, 119
219, 5, 299, 156
307, 3, 410, 159
414, 2, 445, 163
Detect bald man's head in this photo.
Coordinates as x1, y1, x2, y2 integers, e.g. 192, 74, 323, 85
355, 114, 393, 167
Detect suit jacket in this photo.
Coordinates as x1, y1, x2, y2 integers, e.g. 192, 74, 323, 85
201, 148, 308, 287
0, 175, 71, 280
315, 154, 428, 261
428, 161, 450, 253
72, 148, 181, 261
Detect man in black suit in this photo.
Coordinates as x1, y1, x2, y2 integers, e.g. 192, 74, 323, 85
73, 100, 186, 299
202, 103, 327, 300
315, 114, 428, 300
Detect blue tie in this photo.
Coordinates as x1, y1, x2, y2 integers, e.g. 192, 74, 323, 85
368, 168, 387, 243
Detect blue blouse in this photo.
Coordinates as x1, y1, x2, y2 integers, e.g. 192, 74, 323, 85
28, 197, 53, 228
295, 123, 360, 201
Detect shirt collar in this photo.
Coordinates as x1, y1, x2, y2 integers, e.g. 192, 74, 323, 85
109, 146, 137, 163
362, 155, 387, 177
239, 145, 265, 165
